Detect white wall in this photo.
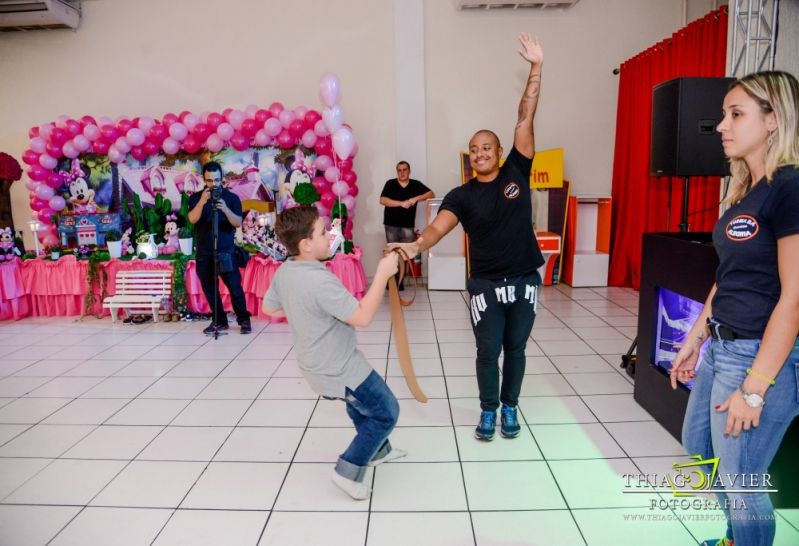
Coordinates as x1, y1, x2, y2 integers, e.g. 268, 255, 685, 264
1, 0, 702, 274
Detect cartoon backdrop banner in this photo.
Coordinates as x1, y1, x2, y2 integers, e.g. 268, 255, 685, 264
19, 73, 359, 250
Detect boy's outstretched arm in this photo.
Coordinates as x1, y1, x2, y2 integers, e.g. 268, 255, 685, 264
346, 252, 399, 328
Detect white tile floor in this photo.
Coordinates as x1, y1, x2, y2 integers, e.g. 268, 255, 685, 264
0, 285, 797, 545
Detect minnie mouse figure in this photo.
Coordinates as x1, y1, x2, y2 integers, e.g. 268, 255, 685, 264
0, 227, 20, 262
158, 213, 180, 255
61, 159, 97, 214
277, 150, 313, 212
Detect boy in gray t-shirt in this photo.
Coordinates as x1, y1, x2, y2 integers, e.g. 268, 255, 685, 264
263, 206, 406, 500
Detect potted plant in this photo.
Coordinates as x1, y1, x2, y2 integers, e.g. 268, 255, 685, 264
105, 229, 122, 259
135, 231, 157, 260
178, 226, 194, 256
46, 243, 62, 260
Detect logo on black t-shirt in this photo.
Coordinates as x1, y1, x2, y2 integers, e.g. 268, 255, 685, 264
503, 182, 521, 200
726, 215, 760, 241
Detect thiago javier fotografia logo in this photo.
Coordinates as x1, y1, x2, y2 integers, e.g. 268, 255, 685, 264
622, 455, 777, 511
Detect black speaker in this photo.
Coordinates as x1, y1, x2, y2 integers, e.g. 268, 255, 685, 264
650, 77, 736, 177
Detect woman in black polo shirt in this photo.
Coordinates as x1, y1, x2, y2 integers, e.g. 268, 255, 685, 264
670, 71, 799, 546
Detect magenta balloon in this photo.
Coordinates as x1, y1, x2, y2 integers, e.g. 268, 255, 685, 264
312, 176, 329, 194
339, 157, 353, 172
331, 181, 349, 198
193, 122, 211, 140
101, 124, 119, 142
217, 123, 234, 141
315, 137, 332, 156
62, 142, 79, 159
182, 134, 201, 154
92, 140, 110, 154
30, 197, 46, 211
39, 154, 57, 170
254, 129, 271, 147
264, 118, 282, 137
47, 172, 63, 189
126, 127, 146, 146
83, 124, 101, 141
240, 118, 259, 138
22, 149, 40, 165
320, 192, 336, 209
138, 116, 155, 133
343, 171, 358, 186
278, 109, 295, 129
30, 137, 46, 154
324, 166, 341, 183
288, 119, 305, 139
228, 109, 245, 130
108, 146, 126, 163
168, 123, 188, 141
81, 115, 98, 126
276, 130, 295, 150
65, 119, 82, 137
304, 109, 322, 128
207, 113, 225, 130
255, 109, 271, 124
46, 141, 63, 157
222, 108, 233, 118
231, 132, 249, 151
117, 119, 133, 134
314, 119, 330, 137
322, 105, 344, 133
130, 146, 147, 162
348, 184, 359, 197
162, 113, 179, 127
50, 127, 68, 145
29, 126, 40, 139
162, 138, 180, 155
314, 155, 333, 172
148, 124, 168, 143
35, 182, 55, 201
332, 127, 355, 160
114, 137, 132, 154
183, 114, 199, 131
206, 134, 224, 153
73, 134, 90, 152
301, 129, 317, 148
268, 102, 284, 117
143, 139, 160, 156
318, 73, 341, 108
48, 195, 66, 212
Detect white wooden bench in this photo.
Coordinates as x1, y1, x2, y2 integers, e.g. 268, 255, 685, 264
102, 270, 172, 323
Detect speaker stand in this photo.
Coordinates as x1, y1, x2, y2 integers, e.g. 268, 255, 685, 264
678, 176, 690, 233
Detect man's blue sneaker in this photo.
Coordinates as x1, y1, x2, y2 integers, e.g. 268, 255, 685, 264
701, 538, 733, 546
474, 410, 496, 441
500, 404, 521, 438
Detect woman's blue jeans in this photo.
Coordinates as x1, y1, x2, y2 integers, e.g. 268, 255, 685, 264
682, 338, 799, 546
333, 370, 400, 482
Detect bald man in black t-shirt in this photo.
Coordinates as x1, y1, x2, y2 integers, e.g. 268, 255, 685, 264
387, 33, 545, 443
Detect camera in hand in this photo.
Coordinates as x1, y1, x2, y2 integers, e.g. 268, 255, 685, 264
210, 186, 223, 203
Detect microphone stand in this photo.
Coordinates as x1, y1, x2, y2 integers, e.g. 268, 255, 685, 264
208, 187, 227, 340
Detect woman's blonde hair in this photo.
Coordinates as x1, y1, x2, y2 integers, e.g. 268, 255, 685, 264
725, 70, 799, 205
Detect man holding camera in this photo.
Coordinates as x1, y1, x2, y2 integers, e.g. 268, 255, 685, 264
188, 161, 252, 334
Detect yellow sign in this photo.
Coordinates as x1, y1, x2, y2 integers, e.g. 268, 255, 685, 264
460, 147, 564, 189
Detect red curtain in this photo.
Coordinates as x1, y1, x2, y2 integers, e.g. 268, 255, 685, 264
608, 6, 728, 289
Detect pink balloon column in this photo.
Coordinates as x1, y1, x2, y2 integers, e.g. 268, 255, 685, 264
24, 78, 360, 245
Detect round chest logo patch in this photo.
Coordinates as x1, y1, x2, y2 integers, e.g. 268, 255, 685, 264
726, 215, 760, 241
503, 182, 521, 200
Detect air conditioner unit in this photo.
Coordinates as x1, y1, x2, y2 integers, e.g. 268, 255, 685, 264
0, 0, 80, 31
459, 0, 580, 9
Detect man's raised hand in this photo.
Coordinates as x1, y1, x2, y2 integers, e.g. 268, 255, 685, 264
517, 33, 543, 66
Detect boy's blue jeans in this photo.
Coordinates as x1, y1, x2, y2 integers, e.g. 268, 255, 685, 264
333, 370, 400, 482
682, 338, 799, 546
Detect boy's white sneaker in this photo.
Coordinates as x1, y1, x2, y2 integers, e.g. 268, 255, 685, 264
331, 471, 371, 500
368, 447, 408, 466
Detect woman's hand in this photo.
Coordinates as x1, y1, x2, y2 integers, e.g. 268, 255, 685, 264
717, 389, 762, 438
670, 342, 700, 389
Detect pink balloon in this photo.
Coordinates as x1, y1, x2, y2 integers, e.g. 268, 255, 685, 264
126, 127, 146, 146
73, 134, 90, 152
254, 129, 271, 147
22, 150, 40, 165
80, 115, 97, 126
182, 134, 201, 154
138, 116, 155, 133
314, 155, 333, 172
278, 110, 295, 129
314, 119, 330, 137
39, 123, 54, 140
39, 154, 57, 170
162, 138, 180, 155
98, 116, 113, 126
42, 234, 59, 248
264, 118, 282, 137
351, 140, 359, 157
324, 166, 341, 183
168, 123, 188, 141
322, 105, 344, 133
207, 112, 225, 130
29, 126, 40, 139
276, 130, 295, 149
117, 119, 134, 134
25, 180, 38, 191
320, 192, 336, 209
108, 146, 126, 163
341, 195, 356, 212
49, 195, 66, 212
268, 102, 284, 117
30, 137, 46, 154
217, 123, 234, 141
227, 109, 245, 130
240, 118, 259, 138
332, 127, 355, 160
36, 184, 55, 200
114, 137, 132, 154
162, 113, 179, 127
55, 115, 69, 128
315, 201, 330, 218
83, 124, 101, 141
231, 132, 249, 151
318, 73, 341, 108
183, 114, 199, 131
301, 129, 317, 148
304, 110, 322, 128
62, 141, 79, 159
331, 181, 349, 198
222, 108, 233, 118
293, 106, 308, 119
245, 104, 259, 117
288, 119, 305, 138
206, 134, 224, 152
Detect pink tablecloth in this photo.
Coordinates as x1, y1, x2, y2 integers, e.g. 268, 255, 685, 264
0, 258, 29, 320
1, 250, 367, 321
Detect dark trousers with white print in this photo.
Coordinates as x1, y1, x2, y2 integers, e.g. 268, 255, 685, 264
467, 273, 540, 412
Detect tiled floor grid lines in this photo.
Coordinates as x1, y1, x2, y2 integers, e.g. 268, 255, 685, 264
0, 285, 797, 545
